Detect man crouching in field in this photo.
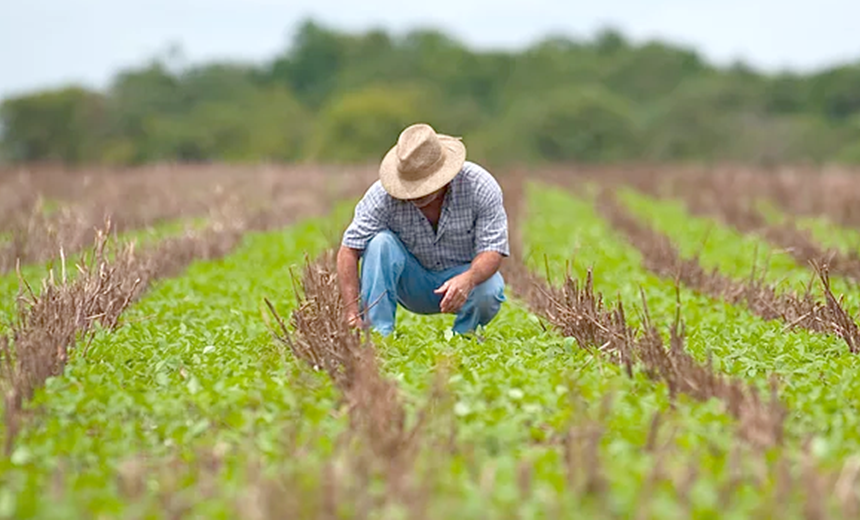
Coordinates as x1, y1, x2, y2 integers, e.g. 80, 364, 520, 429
336, 123, 510, 336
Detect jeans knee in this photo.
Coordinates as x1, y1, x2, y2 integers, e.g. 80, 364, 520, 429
471, 274, 505, 316
366, 230, 398, 253
361, 230, 405, 279
364, 230, 405, 264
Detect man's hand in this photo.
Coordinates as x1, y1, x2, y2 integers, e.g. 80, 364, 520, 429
435, 251, 504, 314
435, 271, 475, 314
346, 309, 364, 329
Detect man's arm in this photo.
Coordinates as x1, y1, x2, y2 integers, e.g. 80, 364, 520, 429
337, 245, 364, 327
467, 250, 503, 286
337, 182, 390, 328
436, 167, 509, 314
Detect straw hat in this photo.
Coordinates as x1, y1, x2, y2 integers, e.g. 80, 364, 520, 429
379, 123, 466, 200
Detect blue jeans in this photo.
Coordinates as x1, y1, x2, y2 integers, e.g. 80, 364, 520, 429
359, 230, 506, 336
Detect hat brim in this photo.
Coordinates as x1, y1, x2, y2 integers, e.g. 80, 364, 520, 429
378, 135, 466, 200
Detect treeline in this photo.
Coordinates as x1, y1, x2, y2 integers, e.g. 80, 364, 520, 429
2, 20, 860, 167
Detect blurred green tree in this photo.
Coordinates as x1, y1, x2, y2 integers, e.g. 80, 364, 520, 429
642, 75, 766, 161
0, 87, 105, 164
269, 20, 348, 108
808, 65, 860, 120
4, 20, 860, 167
486, 86, 642, 164
305, 84, 431, 162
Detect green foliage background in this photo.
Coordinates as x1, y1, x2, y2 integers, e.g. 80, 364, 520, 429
3, 20, 860, 167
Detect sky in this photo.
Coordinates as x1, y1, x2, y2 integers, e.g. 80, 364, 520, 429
1, 0, 859, 100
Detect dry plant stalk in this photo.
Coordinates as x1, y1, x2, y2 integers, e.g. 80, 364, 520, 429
104, 382, 860, 519
587, 163, 860, 230
2, 221, 144, 454
265, 251, 364, 389
264, 251, 442, 515
0, 164, 376, 275
499, 174, 633, 374
636, 287, 787, 449
0, 167, 362, 453
627, 167, 860, 285
1, 217, 244, 452
596, 187, 860, 353
0, 201, 93, 274
502, 189, 785, 449
814, 261, 860, 354
542, 165, 860, 287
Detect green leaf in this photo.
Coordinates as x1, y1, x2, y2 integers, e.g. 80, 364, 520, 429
454, 402, 471, 416
187, 375, 202, 395
189, 418, 210, 437
10, 446, 31, 466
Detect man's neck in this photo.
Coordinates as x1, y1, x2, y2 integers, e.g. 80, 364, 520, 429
419, 186, 448, 230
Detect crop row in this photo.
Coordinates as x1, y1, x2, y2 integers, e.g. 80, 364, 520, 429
596, 187, 859, 351
0, 209, 354, 517
3, 171, 860, 517
523, 180, 860, 465
0, 170, 370, 456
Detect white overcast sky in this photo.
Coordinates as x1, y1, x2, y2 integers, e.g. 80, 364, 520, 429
1, 0, 858, 100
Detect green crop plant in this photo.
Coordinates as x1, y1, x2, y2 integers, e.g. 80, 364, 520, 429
524, 184, 860, 466
0, 183, 855, 519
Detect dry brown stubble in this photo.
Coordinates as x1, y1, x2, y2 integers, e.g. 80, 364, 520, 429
496, 174, 860, 516
0, 217, 248, 453
2, 221, 144, 454
262, 250, 444, 517
103, 381, 860, 519
595, 186, 860, 353
67, 204, 854, 516
664, 165, 860, 229
0, 164, 377, 274
574, 163, 860, 228
500, 174, 785, 450
688, 176, 860, 285
608, 166, 860, 285
229, 167, 860, 517
0, 170, 357, 454
534, 165, 860, 293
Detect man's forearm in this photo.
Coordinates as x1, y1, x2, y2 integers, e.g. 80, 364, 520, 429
466, 251, 503, 286
337, 246, 362, 314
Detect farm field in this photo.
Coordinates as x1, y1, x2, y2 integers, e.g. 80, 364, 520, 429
3, 165, 860, 518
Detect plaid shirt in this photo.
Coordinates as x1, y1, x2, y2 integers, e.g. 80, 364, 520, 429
342, 161, 510, 271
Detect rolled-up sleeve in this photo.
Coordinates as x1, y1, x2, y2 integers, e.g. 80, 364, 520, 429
342, 182, 389, 251
474, 177, 510, 257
